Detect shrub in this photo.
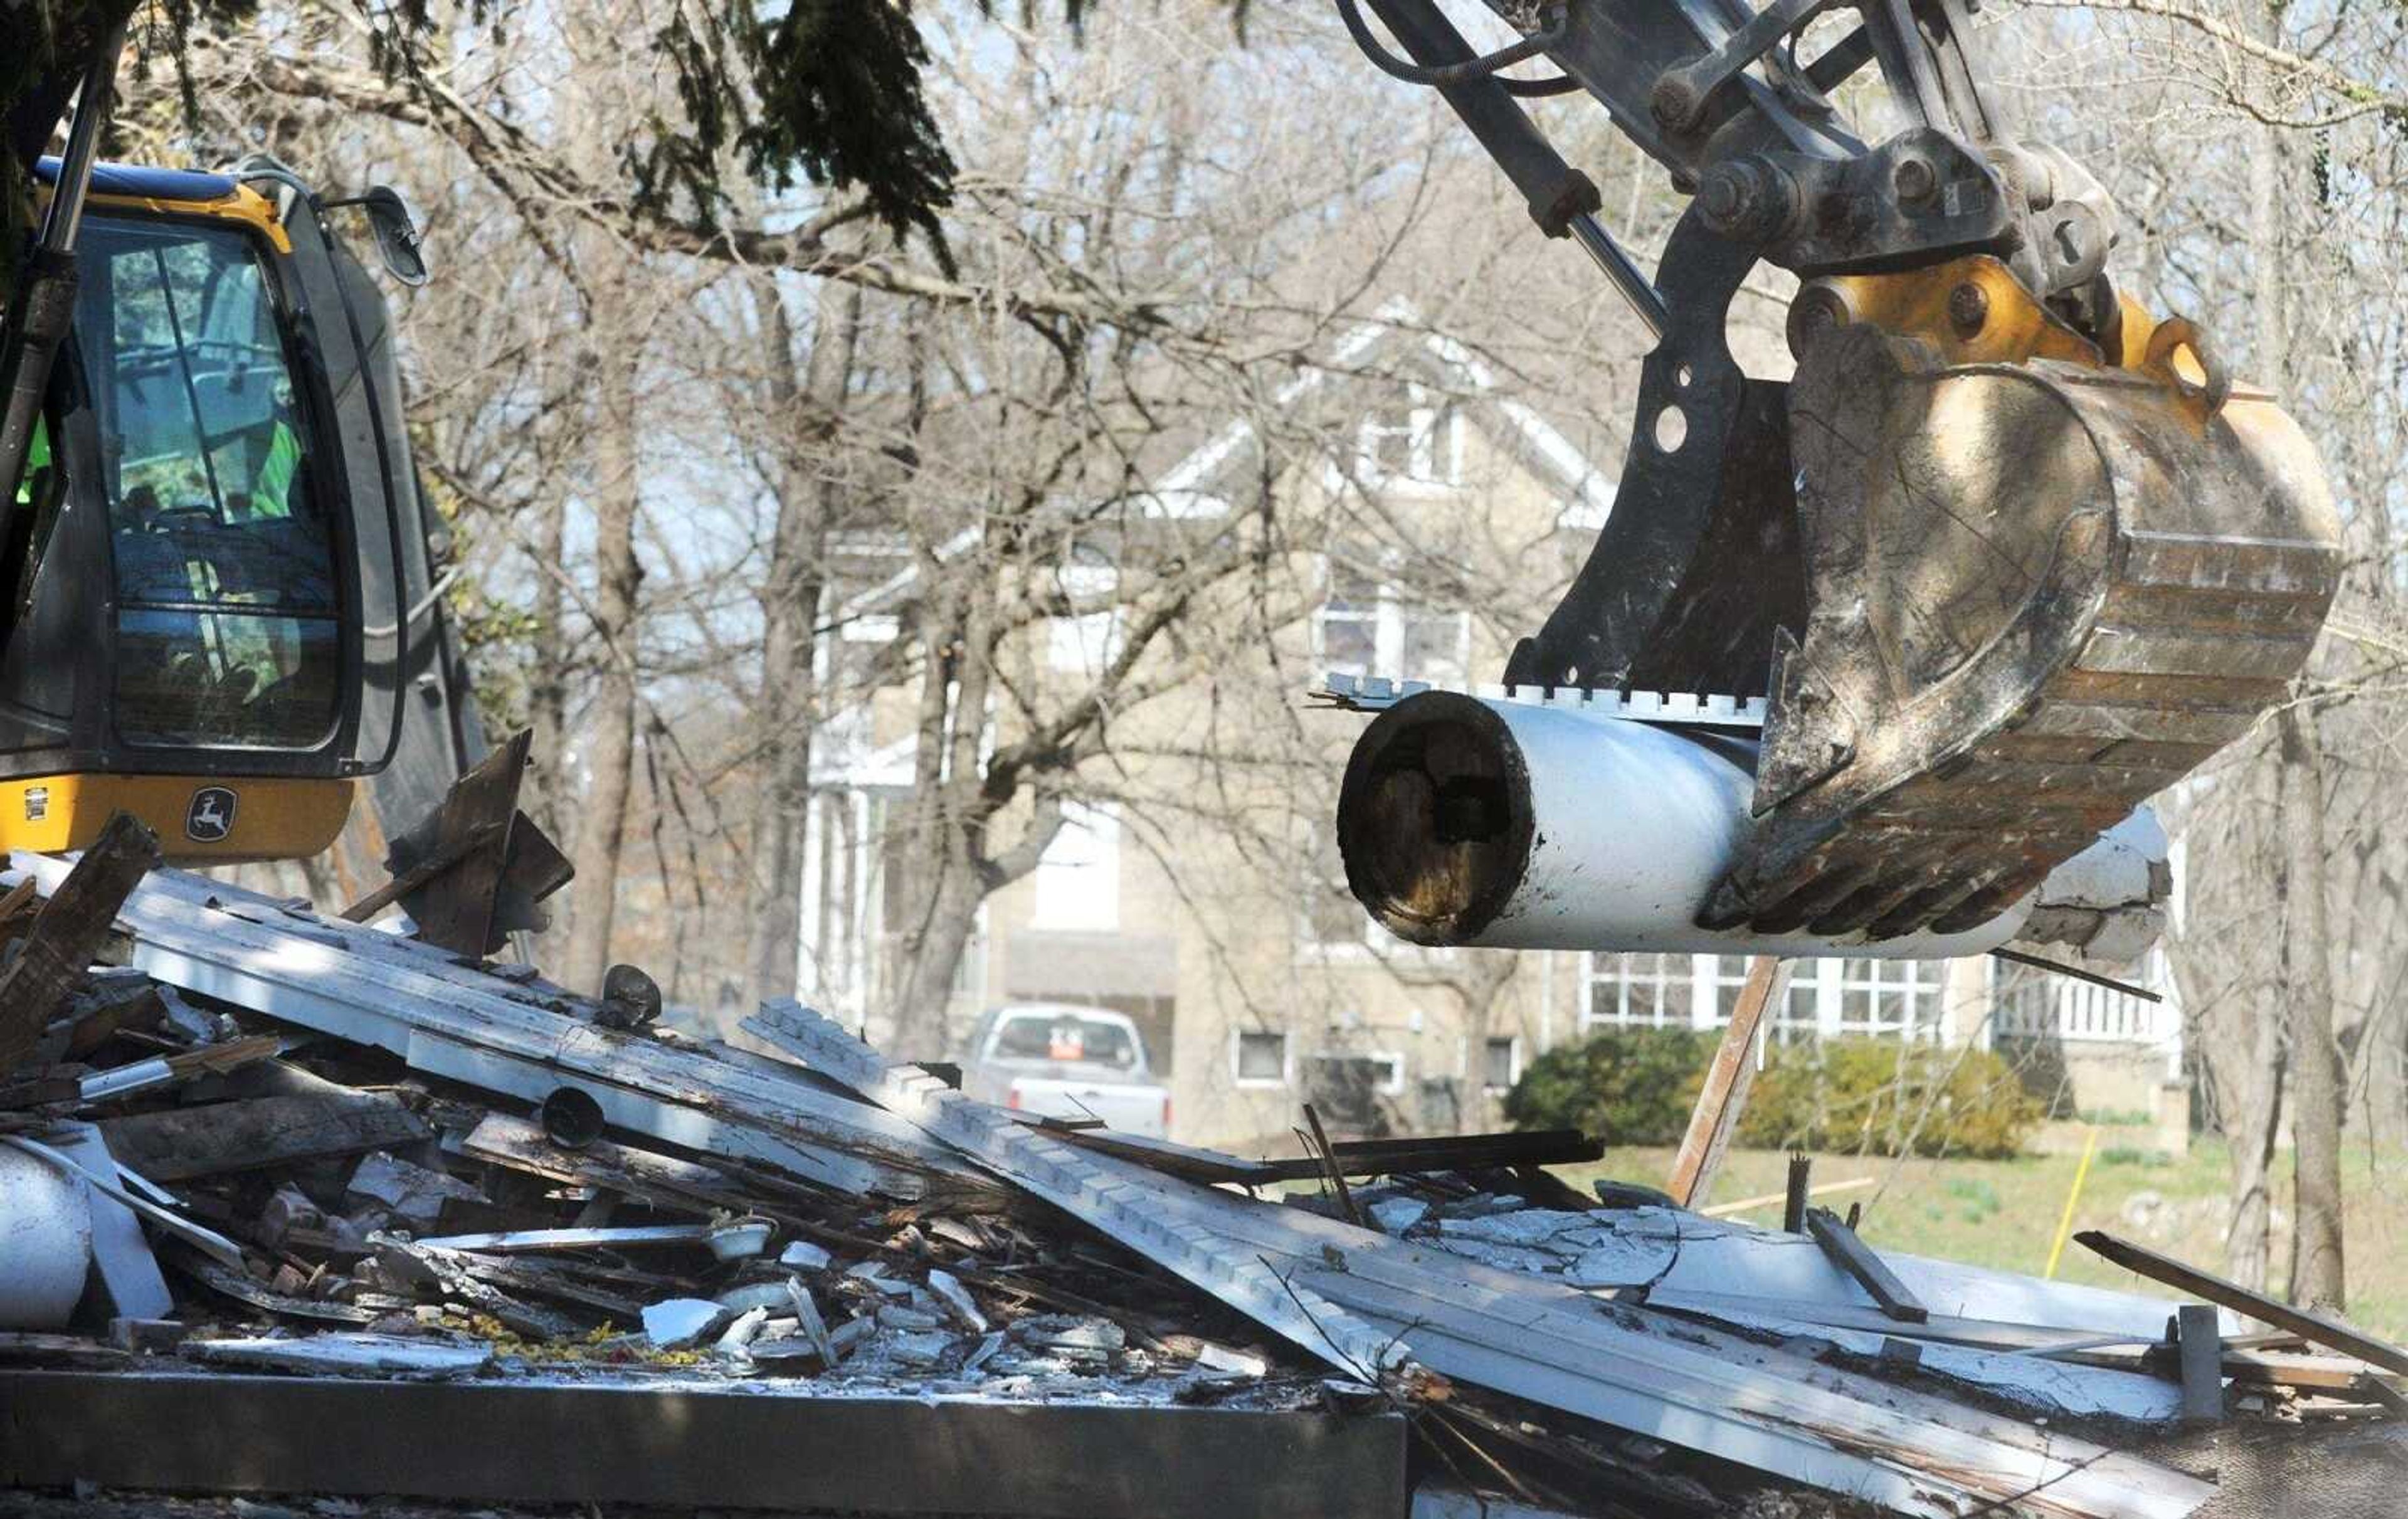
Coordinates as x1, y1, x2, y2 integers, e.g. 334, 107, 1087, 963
2098, 1145, 2169, 1168
1945, 1176, 2002, 1222
1502, 1027, 1714, 1145
1736, 1037, 2042, 1159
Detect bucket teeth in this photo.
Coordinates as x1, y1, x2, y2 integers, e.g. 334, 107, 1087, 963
1715, 325, 2340, 939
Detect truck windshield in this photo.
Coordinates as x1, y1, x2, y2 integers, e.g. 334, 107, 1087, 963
74, 214, 341, 749
990, 1013, 1139, 1071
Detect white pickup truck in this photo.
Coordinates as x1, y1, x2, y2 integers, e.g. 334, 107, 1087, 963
960, 1003, 1171, 1138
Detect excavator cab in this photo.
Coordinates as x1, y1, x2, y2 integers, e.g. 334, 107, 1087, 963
0, 157, 428, 860
1331, 0, 2341, 948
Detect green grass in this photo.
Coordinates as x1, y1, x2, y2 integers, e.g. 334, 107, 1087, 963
1551, 1138, 2408, 1341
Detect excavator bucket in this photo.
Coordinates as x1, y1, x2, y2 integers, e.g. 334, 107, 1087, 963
1700, 313, 2342, 939
1330, 0, 2344, 952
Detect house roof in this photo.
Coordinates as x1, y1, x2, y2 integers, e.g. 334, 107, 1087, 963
828, 298, 1620, 623
1151, 297, 1619, 530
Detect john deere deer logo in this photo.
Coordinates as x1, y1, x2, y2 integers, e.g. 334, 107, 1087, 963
185, 786, 237, 844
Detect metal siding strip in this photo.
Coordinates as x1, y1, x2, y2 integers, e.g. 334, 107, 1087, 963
11, 856, 968, 1197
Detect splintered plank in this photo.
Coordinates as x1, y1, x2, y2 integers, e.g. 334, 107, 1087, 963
2079, 1230, 2408, 1378
1667, 957, 1786, 1207
97, 1091, 432, 1182
460, 1113, 824, 1224
0, 812, 160, 1074
1806, 1207, 1928, 1324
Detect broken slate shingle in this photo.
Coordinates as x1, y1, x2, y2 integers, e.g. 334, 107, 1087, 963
1437, 1209, 1590, 1248
778, 1239, 833, 1273
714, 1306, 771, 1357
642, 1298, 734, 1350
1563, 1237, 1681, 1289
1427, 1239, 1564, 1275
925, 1269, 989, 1333
887, 1329, 961, 1368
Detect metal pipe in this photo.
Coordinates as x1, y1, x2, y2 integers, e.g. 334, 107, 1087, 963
32, 23, 127, 259
1568, 213, 1669, 341
77, 1054, 174, 1102
1336, 690, 2160, 958
0, 1144, 93, 1329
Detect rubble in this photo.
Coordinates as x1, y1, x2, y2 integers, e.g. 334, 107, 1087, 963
0, 833, 2400, 1518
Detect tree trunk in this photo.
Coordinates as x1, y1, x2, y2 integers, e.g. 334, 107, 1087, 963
885, 859, 986, 1061
2218, 98, 2293, 1294
527, 489, 571, 848
2278, 705, 2346, 1308
559, 351, 643, 995
884, 586, 967, 1055
741, 285, 856, 1012
885, 585, 999, 1058
2219, 969, 2287, 1289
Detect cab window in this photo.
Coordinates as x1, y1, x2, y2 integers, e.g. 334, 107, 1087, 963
986, 1012, 1140, 1071
6, 413, 65, 616
73, 215, 340, 749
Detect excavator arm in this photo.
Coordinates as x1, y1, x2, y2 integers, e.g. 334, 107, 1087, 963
0, 16, 129, 518
1333, 0, 2340, 947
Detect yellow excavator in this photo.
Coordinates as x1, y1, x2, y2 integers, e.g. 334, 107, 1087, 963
2, 21, 481, 865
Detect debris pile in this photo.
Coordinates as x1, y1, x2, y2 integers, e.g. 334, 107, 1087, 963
1, 810, 2403, 1518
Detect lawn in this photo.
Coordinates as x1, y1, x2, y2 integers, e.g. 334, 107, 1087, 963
1551, 1136, 2408, 1342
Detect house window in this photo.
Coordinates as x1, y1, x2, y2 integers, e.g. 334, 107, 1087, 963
1995, 946, 2170, 1045
1361, 406, 1420, 478
1482, 1035, 1519, 1093
1778, 958, 1950, 1041
1582, 952, 1696, 1029
1583, 952, 1950, 1041
1049, 611, 1121, 674
1356, 392, 1460, 487
1832, 958, 1947, 1038
1047, 554, 1122, 674
1307, 1050, 1405, 1097
1777, 962, 1824, 1044
1030, 800, 1121, 932
1312, 561, 1471, 687
1234, 1030, 1289, 1087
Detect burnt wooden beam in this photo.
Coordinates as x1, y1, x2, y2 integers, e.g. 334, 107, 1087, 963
0, 812, 159, 1074
1805, 1207, 1928, 1324
1783, 1151, 1812, 1234
97, 1091, 431, 1182
460, 1113, 834, 1225
1301, 1102, 1363, 1227
2078, 1229, 2408, 1378
1037, 1122, 1605, 1187
350, 730, 573, 959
